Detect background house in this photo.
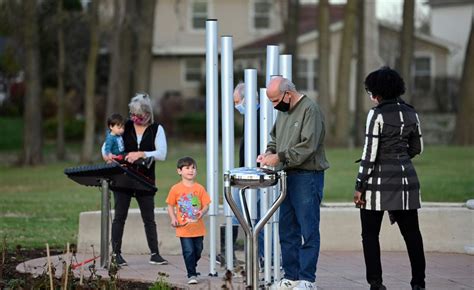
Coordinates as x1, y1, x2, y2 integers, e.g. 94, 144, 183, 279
149, 1, 451, 114
427, 0, 474, 78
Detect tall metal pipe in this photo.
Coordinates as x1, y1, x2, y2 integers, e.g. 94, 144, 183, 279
264, 45, 279, 283
221, 35, 235, 270
271, 53, 293, 281
266, 45, 280, 86
259, 87, 274, 284
206, 19, 218, 275
244, 69, 258, 222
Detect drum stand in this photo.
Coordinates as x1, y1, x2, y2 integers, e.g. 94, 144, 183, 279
223, 169, 287, 290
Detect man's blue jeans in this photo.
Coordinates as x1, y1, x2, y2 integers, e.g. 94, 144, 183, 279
180, 236, 204, 278
279, 170, 324, 282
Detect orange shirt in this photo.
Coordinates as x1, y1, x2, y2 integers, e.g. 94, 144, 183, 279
166, 182, 211, 238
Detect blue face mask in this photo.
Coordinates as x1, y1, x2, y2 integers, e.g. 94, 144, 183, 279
235, 103, 245, 115
235, 102, 260, 115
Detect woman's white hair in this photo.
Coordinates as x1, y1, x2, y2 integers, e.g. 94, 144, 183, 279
128, 93, 154, 123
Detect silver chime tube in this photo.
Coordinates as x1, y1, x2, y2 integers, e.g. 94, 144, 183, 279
221, 35, 235, 270
264, 45, 279, 283
260, 87, 274, 284
266, 45, 280, 86
244, 69, 258, 222
206, 19, 218, 275
272, 53, 293, 281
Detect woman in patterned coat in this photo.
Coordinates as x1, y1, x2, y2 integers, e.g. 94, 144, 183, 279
353, 67, 426, 290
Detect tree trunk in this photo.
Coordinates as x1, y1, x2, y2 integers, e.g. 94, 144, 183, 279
284, 0, 299, 81
106, 0, 135, 119
318, 0, 331, 117
81, 0, 100, 163
454, 17, 474, 145
333, 0, 357, 147
400, 0, 415, 103
56, 0, 66, 160
354, 0, 366, 146
22, 0, 43, 165
133, 0, 157, 94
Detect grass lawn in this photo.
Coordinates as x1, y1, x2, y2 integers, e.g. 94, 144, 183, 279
0, 138, 473, 250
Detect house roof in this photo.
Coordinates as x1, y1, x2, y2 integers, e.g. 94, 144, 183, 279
236, 4, 345, 53
236, 3, 453, 55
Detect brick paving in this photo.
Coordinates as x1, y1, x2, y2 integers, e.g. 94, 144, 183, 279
17, 251, 473, 289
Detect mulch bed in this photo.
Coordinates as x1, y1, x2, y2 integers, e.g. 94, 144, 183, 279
0, 246, 153, 289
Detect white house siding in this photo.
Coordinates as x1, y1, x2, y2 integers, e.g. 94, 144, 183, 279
430, 3, 474, 77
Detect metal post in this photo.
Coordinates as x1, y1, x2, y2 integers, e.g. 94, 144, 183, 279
221, 35, 235, 270
206, 19, 219, 275
244, 69, 258, 221
100, 179, 110, 268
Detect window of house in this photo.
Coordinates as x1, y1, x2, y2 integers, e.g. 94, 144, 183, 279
253, 0, 271, 29
413, 57, 431, 92
185, 58, 202, 82
296, 58, 319, 92
296, 59, 308, 91
191, 0, 208, 30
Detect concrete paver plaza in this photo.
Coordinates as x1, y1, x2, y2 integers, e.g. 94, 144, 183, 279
17, 251, 473, 289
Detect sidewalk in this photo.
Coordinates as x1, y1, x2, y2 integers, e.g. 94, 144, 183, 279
17, 251, 473, 289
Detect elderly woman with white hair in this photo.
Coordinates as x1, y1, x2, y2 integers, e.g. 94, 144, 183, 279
102, 93, 168, 266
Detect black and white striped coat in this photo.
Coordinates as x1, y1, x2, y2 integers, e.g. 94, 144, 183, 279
355, 98, 423, 211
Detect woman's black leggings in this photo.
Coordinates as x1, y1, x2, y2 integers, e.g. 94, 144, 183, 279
360, 209, 426, 288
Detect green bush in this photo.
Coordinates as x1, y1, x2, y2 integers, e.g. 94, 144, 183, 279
175, 112, 207, 139
43, 118, 85, 141
0, 117, 22, 150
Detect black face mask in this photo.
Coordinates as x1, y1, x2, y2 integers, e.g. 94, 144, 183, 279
274, 93, 290, 112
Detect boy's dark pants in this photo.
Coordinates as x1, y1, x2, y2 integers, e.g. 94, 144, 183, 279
360, 209, 425, 288
180, 236, 204, 278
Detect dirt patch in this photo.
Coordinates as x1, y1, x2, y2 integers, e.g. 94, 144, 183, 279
0, 246, 154, 289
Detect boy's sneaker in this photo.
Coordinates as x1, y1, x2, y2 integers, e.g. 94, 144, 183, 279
294, 280, 317, 290
272, 278, 299, 290
188, 276, 198, 284
149, 253, 168, 265
112, 253, 127, 266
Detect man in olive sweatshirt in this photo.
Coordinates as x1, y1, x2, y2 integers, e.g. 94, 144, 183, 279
257, 76, 329, 290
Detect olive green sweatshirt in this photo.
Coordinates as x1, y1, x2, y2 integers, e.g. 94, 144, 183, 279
266, 95, 330, 171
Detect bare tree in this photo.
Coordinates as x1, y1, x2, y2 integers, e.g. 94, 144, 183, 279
22, 0, 43, 165
284, 0, 300, 80
133, 0, 157, 93
56, 0, 66, 160
454, 17, 474, 145
354, 0, 365, 146
81, 0, 100, 163
318, 0, 331, 116
400, 0, 415, 103
106, 0, 135, 119
333, 0, 357, 147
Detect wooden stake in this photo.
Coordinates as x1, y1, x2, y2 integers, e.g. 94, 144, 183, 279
64, 242, 70, 289
79, 251, 85, 286
46, 243, 53, 290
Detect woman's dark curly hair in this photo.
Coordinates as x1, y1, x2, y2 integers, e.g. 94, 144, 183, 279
364, 66, 405, 100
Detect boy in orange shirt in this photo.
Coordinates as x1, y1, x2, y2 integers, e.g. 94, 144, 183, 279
166, 157, 211, 285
